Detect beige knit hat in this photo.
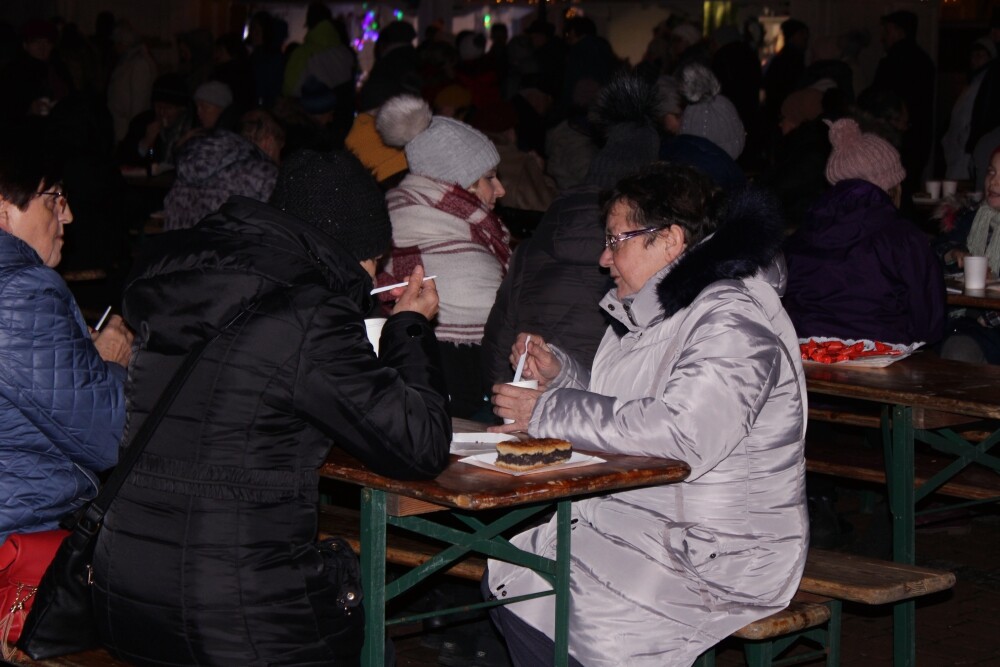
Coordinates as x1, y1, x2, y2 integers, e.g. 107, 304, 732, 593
825, 118, 906, 192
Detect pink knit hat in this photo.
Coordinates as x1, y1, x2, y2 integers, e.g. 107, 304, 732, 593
825, 118, 906, 192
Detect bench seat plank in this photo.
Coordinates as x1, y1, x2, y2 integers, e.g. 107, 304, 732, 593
800, 549, 955, 604
732, 592, 832, 640
806, 428, 1000, 500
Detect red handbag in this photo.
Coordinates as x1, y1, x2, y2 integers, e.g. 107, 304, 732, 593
0, 530, 70, 657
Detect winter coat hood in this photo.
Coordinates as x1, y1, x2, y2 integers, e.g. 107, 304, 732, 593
126, 196, 372, 352
797, 179, 903, 248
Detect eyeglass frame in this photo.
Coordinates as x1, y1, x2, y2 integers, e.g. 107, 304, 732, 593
37, 187, 68, 213
604, 226, 660, 252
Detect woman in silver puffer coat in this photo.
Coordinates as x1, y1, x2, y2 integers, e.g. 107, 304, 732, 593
487, 163, 808, 667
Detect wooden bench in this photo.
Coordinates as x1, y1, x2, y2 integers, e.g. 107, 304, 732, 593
807, 428, 1000, 501
694, 591, 837, 667
6, 507, 954, 667
807, 399, 1000, 502
317, 505, 955, 666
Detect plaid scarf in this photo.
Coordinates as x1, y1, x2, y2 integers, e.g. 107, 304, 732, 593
379, 175, 511, 344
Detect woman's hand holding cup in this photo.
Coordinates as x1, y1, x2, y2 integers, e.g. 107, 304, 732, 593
488, 381, 542, 433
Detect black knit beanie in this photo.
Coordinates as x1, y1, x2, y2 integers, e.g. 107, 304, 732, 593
269, 150, 391, 261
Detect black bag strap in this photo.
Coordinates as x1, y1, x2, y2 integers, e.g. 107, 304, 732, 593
77, 307, 251, 531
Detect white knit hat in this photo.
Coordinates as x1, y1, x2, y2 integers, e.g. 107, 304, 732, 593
678, 64, 745, 159
376, 95, 499, 188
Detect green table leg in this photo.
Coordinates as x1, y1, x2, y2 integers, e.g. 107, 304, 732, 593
889, 405, 916, 667
554, 500, 571, 667
360, 488, 387, 667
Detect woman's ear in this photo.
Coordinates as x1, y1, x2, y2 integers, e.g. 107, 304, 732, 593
662, 225, 687, 262
0, 200, 12, 233
667, 224, 687, 248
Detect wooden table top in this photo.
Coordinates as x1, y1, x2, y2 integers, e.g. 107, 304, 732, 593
320, 420, 690, 512
804, 352, 1000, 421
944, 277, 1000, 310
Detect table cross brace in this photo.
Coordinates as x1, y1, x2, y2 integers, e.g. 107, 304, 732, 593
384, 505, 557, 600
912, 427, 1000, 503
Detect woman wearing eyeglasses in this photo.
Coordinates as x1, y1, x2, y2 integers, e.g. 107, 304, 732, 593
0, 129, 133, 545
486, 163, 808, 666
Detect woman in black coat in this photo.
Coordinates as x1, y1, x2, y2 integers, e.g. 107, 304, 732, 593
92, 151, 450, 665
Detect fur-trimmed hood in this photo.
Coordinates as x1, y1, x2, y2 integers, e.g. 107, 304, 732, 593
657, 186, 786, 318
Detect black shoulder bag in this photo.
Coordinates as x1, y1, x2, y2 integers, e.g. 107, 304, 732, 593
17, 327, 225, 659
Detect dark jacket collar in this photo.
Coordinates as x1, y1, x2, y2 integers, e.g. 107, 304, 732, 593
656, 186, 786, 318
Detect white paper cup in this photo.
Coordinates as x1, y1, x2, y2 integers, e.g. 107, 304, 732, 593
364, 317, 387, 355
942, 180, 958, 197
503, 379, 538, 424
925, 180, 941, 199
964, 256, 988, 290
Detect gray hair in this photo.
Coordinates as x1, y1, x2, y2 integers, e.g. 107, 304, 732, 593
656, 75, 683, 116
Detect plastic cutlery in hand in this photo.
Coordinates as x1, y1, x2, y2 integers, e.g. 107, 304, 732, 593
512, 335, 531, 383
369, 275, 438, 295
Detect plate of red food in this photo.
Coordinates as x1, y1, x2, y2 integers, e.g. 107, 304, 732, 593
798, 337, 924, 367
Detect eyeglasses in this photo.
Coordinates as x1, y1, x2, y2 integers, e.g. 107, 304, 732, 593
38, 188, 67, 213
604, 226, 659, 252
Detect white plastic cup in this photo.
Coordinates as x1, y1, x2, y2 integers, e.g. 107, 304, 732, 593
942, 180, 958, 197
503, 379, 538, 424
925, 180, 942, 199
964, 256, 988, 290
364, 317, 387, 355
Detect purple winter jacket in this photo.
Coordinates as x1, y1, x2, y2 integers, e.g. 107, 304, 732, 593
783, 179, 946, 345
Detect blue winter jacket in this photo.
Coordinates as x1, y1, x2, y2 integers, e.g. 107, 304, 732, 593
0, 230, 125, 544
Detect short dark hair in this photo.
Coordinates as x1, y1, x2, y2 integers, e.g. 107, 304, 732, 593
0, 126, 58, 211
602, 162, 723, 247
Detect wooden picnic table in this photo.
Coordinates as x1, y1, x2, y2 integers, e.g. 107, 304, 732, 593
945, 276, 1000, 310
805, 352, 1000, 666
319, 418, 690, 667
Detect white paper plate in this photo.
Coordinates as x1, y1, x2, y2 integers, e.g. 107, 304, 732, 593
450, 432, 517, 456
458, 452, 605, 476
799, 337, 923, 368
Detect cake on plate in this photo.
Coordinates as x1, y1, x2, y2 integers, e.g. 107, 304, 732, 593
495, 438, 573, 471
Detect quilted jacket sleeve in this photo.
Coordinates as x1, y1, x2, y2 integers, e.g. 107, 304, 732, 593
0, 266, 125, 472
531, 296, 785, 480
295, 298, 451, 480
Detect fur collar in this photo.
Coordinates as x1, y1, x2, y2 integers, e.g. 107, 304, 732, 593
656, 186, 785, 318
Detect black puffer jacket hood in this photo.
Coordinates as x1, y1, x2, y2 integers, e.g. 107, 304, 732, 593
126, 196, 373, 352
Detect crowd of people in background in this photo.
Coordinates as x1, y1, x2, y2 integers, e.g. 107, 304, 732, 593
2, 2, 1000, 665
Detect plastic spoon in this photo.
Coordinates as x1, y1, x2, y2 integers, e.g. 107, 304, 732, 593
512, 335, 532, 383
370, 275, 438, 295
94, 305, 113, 331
